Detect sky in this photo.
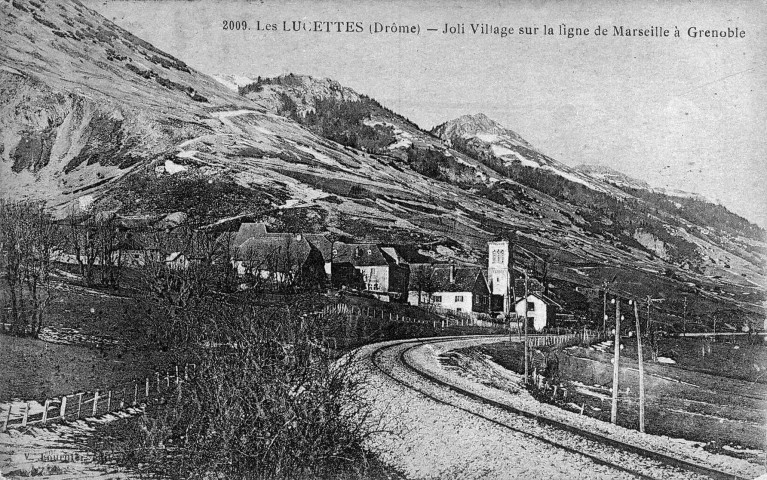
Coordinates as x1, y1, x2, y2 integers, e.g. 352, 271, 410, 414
87, 0, 767, 228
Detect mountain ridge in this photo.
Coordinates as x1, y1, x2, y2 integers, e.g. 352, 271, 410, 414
1, 0, 764, 328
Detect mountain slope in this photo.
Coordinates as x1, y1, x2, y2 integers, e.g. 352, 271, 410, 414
574, 164, 652, 191
0, 0, 261, 208
1, 0, 764, 329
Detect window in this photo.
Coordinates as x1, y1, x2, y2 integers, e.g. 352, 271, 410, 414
370, 267, 376, 275
433, 295, 442, 303
456, 308, 462, 312
455, 295, 464, 302
527, 301, 535, 311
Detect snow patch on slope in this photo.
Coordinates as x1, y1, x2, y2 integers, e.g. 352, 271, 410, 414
541, 165, 609, 193
212, 74, 256, 91
164, 159, 188, 174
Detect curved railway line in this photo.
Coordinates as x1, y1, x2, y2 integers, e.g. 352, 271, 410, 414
368, 336, 748, 480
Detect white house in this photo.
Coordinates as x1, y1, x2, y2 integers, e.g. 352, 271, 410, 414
514, 292, 561, 332
164, 252, 190, 270
408, 265, 490, 314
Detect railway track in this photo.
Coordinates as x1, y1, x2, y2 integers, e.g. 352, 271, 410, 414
369, 336, 748, 480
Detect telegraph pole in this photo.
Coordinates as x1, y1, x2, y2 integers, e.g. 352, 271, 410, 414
646, 296, 664, 363
509, 235, 516, 314
633, 299, 645, 433
602, 281, 608, 333
682, 296, 688, 336
646, 297, 654, 362
523, 269, 529, 384
610, 297, 621, 425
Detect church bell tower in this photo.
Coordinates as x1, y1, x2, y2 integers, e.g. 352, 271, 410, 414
488, 240, 510, 312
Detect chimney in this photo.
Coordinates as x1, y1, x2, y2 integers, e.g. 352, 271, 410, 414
449, 264, 455, 284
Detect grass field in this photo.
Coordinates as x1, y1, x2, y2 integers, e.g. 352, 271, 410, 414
0, 267, 172, 401
620, 335, 767, 384
0, 335, 172, 402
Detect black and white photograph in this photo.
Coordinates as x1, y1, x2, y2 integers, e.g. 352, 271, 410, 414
0, 0, 765, 478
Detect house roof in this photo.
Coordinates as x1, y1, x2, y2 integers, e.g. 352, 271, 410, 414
333, 243, 392, 267
304, 234, 333, 260
165, 252, 185, 263
515, 292, 562, 308
236, 234, 314, 271
379, 244, 433, 265
233, 222, 268, 246
431, 266, 487, 293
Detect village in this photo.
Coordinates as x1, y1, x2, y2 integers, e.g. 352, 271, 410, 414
50, 219, 569, 333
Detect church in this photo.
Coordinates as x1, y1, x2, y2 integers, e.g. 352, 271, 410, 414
488, 239, 512, 313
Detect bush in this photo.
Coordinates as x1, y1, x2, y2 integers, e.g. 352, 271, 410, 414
130, 292, 378, 479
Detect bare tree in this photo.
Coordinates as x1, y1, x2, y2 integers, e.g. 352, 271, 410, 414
95, 213, 124, 289
410, 265, 436, 305
66, 210, 125, 288
20, 204, 59, 334
0, 200, 60, 335
0, 200, 25, 331
67, 209, 98, 286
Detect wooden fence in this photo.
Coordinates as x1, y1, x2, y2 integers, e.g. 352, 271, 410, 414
522, 331, 608, 348
321, 303, 606, 344
321, 303, 503, 330
1, 363, 196, 432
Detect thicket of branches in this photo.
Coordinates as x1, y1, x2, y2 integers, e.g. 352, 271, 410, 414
66, 210, 128, 289
131, 253, 379, 479
0, 200, 60, 334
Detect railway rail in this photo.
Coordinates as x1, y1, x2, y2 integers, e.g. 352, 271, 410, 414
369, 336, 748, 480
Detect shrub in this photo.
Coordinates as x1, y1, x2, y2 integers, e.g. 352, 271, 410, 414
129, 290, 378, 479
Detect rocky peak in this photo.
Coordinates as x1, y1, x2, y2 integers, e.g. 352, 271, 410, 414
238, 73, 362, 116
431, 113, 532, 148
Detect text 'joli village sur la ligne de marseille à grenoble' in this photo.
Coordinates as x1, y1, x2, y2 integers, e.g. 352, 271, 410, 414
223, 20, 746, 39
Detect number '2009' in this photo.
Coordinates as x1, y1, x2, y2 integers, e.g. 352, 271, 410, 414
223, 20, 247, 30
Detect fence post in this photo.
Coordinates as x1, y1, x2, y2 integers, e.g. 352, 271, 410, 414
60, 396, 67, 420
184, 364, 189, 381
106, 391, 112, 412
175, 366, 180, 385
22, 403, 29, 426
166, 372, 170, 388
42, 399, 50, 424
2, 404, 10, 432
120, 388, 126, 409
156, 372, 160, 393
77, 393, 83, 419
92, 391, 99, 416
